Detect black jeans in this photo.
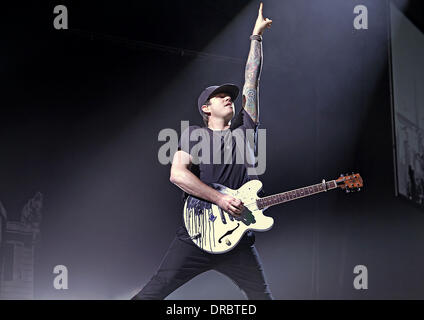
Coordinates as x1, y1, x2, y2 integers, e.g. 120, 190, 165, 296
132, 227, 273, 300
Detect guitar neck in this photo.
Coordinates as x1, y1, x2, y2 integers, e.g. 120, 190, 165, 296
257, 180, 338, 210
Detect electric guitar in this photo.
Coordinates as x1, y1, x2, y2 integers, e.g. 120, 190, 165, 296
183, 173, 363, 254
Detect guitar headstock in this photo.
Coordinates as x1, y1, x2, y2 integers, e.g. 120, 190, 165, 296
336, 173, 363, 193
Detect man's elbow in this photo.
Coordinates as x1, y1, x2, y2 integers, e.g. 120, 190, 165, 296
170, 170, 184, 185
169, 174, 178, 185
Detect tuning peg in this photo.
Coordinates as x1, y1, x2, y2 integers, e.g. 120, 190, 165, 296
358, 188, 361, 191
340, 173, 344, 177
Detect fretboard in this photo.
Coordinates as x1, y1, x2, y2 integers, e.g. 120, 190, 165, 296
256, 180, 338, 210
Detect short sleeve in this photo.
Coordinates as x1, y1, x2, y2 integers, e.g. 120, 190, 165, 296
177, 125, 203, 163
177, 125, 203, 202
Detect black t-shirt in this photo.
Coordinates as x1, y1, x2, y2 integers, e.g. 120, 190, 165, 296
176, 108, 264, 247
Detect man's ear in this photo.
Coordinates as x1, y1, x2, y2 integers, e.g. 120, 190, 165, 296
201, 104, 211, 115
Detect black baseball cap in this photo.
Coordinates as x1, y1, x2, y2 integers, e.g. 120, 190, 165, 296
197, 83, 240, 116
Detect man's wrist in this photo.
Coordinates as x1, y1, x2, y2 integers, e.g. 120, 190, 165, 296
250, 34, 263, 42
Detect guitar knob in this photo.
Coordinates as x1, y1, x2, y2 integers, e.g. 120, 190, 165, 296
191, 233, 201, 240
225, 239, 231, 246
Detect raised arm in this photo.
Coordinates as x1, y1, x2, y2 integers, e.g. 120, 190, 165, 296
242, 2, 272, 123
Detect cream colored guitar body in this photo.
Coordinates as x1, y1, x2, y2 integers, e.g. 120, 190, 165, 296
183, 180, 274, 254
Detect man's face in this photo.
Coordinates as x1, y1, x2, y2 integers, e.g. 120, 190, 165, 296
202, 92, 235, 121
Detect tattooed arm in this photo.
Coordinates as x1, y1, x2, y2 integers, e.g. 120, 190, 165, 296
243, 35, 263, 123
242, 2, 272, 123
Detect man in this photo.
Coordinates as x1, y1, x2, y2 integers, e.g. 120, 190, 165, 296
132, 3, 272, 300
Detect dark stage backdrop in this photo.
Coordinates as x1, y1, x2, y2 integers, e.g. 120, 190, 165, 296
391, 3, 424, 209
1, 0, 424, 299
